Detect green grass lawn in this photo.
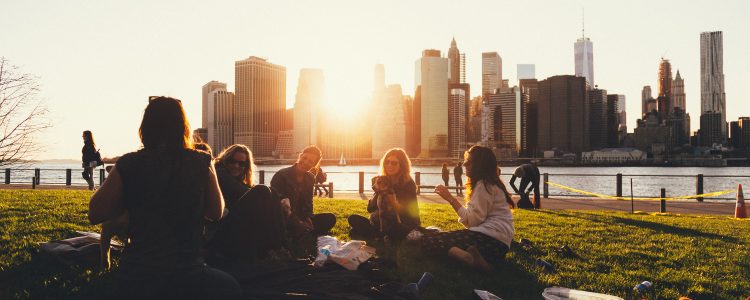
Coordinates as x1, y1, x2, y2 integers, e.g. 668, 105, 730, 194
1, 189, 749, 299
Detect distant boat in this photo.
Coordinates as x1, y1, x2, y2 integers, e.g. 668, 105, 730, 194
338, 153, 347, 166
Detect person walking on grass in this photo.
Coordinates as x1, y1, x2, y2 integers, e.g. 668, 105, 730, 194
426, 145, 515, 272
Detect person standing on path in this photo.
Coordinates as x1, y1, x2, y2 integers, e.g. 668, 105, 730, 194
454, 162, 464, 196
81, 130, 100, 191
442, 163, 450, 187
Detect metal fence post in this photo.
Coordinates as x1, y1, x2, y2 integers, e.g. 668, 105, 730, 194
543, 173, 549, 198
328, 182, 334, 198
99, 169, 105, 185
35, 168, 40, 184
358, 172, 364, 194
32, 176, 36, 189
415, 172, 421, 195
66, 169, 72, 186
259, 170, 265, 185
660, 188, 667, 213
616, 173, 622, 197
696, 174, 704, 202
4, 168, 9, 184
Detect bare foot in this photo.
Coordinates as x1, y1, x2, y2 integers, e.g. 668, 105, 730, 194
467, 246, 492, 272
448, 246, 473, 266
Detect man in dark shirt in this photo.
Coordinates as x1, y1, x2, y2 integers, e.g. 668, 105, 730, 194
510, 163, 541, 209
453, 162, 464, 196
271, 145, 336, 237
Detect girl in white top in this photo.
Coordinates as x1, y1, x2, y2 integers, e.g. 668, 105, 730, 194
426, 145, 515, 271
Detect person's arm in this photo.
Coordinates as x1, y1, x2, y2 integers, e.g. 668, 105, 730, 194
509, 175, 520, 194
435, 185, 463, 212
302, 175, 314, 219
455, 183, 493, 228
88, 166, 124, 225
400, 180, 420, 226
270, 170, 290, 199
204, 164, 226, 221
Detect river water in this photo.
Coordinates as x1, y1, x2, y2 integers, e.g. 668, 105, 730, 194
5, 163, 748, 201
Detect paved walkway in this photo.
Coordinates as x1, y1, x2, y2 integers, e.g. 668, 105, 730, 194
1, 184, 739, 217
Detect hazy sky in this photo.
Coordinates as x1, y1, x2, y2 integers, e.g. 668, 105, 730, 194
1, 0, 748, 160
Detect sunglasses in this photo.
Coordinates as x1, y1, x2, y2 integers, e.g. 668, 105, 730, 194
385, 159, 400, 166
226, 158, 249, 168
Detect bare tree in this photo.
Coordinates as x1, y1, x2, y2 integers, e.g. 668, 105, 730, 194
0, 57, 51, 166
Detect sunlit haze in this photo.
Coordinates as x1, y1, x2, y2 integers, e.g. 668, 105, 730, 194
1, 0, 748, 159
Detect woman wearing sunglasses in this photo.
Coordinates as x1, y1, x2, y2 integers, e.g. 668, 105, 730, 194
207, 144, 286, 264
348, 148, 420, 241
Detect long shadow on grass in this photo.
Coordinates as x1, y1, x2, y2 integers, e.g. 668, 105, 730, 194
538, 210, 738, 243
0, 253, 115, 299
372, 241, 546, 300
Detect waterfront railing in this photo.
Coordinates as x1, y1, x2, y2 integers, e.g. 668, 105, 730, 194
1, 167, 746, 201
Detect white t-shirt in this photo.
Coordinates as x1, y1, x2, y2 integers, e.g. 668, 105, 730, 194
456, 180, 514, 247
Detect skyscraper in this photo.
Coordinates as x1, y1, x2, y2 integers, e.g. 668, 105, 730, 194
484, 87, 525, 158
641, 85, 652, 116
700, 31, 727, 138
448, 38, 461, 85
589, 88, 608, 150
234, 56, 286, 157
672, 70, 686, 111
448, 88, 466, 158
293, 68, 325, 155
657, 58, 673, 119
207, 90, 234, 154
574, 36, 594, 87
482, 52, 502, 95
202, 81, 227, 129
517, 64, 536, 80
536, 75, 589, 154
372, 80, 406, 158
415, 50, 449, 157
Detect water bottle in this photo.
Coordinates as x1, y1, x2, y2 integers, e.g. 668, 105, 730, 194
535, 258, 555, 272
633, 281, 652, 294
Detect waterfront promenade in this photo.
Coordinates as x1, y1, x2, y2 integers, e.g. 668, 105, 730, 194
1, 184, 738, 217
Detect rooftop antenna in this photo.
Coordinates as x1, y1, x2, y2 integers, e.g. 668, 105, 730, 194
581, 7, 585, 39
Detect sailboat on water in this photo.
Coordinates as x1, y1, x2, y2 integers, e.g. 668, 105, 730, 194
338, 153, 347, 166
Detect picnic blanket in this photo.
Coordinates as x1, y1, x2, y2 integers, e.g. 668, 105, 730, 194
212, 257, 410, 300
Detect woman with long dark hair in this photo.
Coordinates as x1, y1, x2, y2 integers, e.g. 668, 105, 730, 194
208, 144, 285, 263
81, 130, 98, 190
347, 148, 420, 240
88, 97, 240, 298
424, 145, 515, 271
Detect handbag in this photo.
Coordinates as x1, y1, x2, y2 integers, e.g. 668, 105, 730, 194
94, 150, 104, 166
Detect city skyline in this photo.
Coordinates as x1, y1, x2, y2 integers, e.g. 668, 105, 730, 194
1, 0, 749, 159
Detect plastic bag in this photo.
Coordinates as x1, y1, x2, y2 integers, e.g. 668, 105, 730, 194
329, 240, 376, 271
313, 235, 340, 267
541, 287, 623, 300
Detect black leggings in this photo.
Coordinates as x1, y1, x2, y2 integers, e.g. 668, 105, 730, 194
210, 185, 285, 262
421, 230, 509, 266
347, 214, 413, 241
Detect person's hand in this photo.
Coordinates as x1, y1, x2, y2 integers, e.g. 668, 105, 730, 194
434, 185, 453, 202
280, 198, 291, 217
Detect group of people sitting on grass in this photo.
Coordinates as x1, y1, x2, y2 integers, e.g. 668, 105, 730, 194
87, 97, 519, 298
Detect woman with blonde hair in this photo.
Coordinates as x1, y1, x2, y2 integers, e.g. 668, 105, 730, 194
425, 145, 515, 272
347, 148, 420, 240
88, 97, 240, 298
209, 144, 285, 264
